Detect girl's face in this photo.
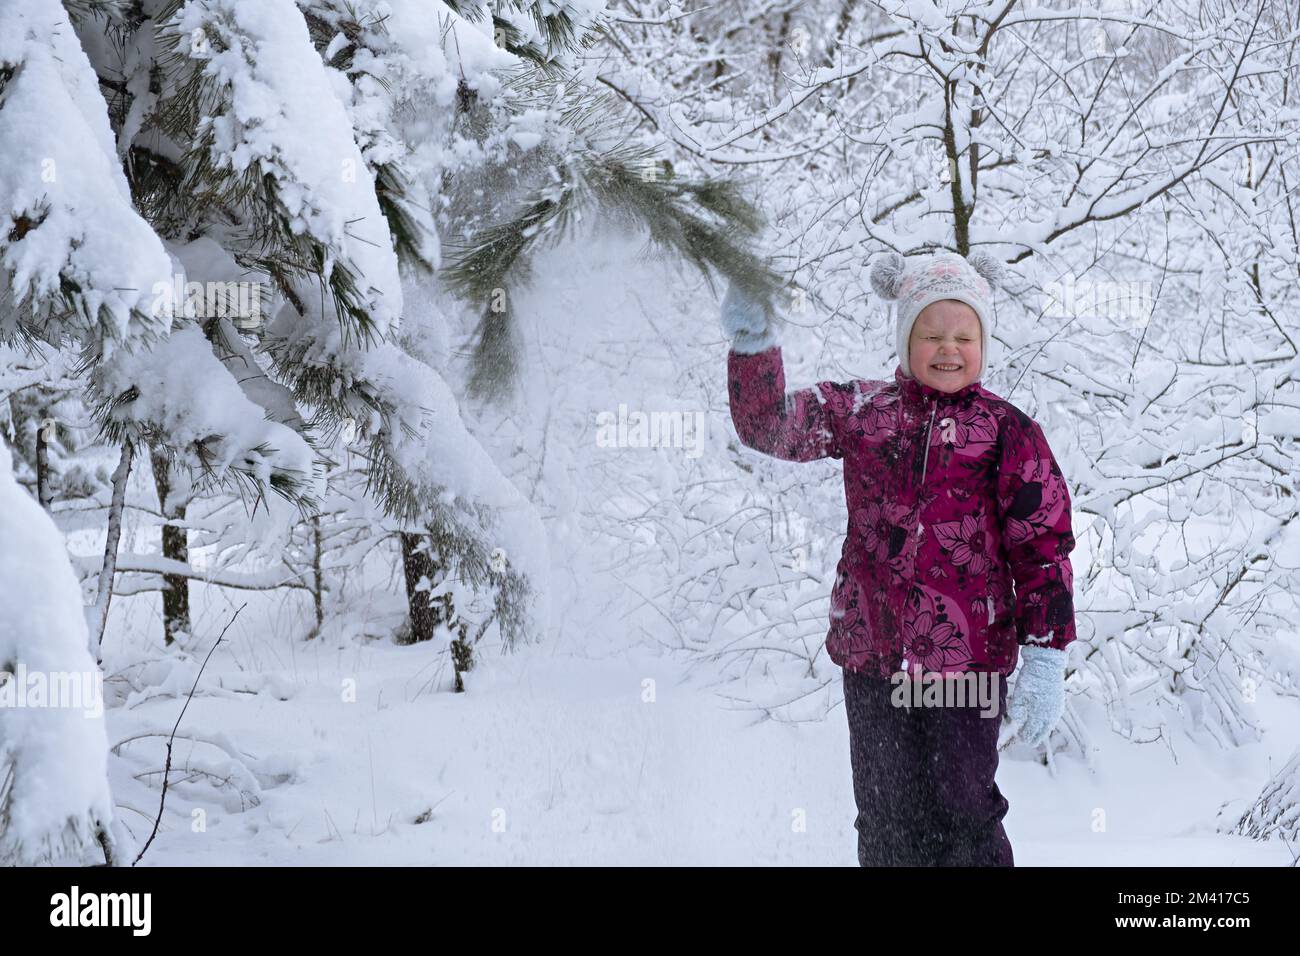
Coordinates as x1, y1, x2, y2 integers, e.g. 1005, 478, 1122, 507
908, 300, 983, 392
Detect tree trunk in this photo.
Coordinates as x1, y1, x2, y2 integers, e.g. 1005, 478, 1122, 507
89, 442, 132, 662
399, 530, 470, 690
150, 446, 191, 646
35, 419, 51, 511
400, 531, 439, 643
309, 514, 324, 638
769, 11, 792, 100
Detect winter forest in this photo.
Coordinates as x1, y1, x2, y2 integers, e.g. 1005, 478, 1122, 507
1, 0, 1298, 868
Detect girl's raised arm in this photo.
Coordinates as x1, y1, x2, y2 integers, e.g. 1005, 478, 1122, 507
727, 346, 843, 463
719, 280, 844, 463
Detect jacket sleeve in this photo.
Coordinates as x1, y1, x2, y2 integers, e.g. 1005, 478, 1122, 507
727, 345, 844, 462
994, 407, 1078, 652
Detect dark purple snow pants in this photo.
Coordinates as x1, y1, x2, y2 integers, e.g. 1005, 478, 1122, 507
842, 667, 1014, 867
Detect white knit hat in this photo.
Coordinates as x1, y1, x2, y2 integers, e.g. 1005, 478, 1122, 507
870, 250, 1004, 379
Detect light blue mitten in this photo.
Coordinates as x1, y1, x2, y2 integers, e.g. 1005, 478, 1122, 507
1002, 643, 1069, 750
721, 280, 781, 354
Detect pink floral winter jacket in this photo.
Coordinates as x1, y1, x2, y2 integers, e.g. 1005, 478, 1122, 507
727, 346, 1077, 677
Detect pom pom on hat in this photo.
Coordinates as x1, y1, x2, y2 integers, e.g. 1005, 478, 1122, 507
965, 249, 1005, 292
869, 252, 907, 301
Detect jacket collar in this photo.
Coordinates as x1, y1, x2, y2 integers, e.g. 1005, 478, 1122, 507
894, 365, 982, 406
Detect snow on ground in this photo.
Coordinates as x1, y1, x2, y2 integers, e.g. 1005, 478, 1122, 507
96, 607, 1297, 866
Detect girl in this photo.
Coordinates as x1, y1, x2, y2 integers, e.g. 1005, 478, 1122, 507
721, 251, 1077, 866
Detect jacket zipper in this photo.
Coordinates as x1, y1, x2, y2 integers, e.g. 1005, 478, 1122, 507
917, 400, 938, 524
901, 398, 938, 674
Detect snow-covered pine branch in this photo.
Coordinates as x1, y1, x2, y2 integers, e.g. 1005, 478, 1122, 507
0, 0, 172, 345
161, 0, 404, 344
